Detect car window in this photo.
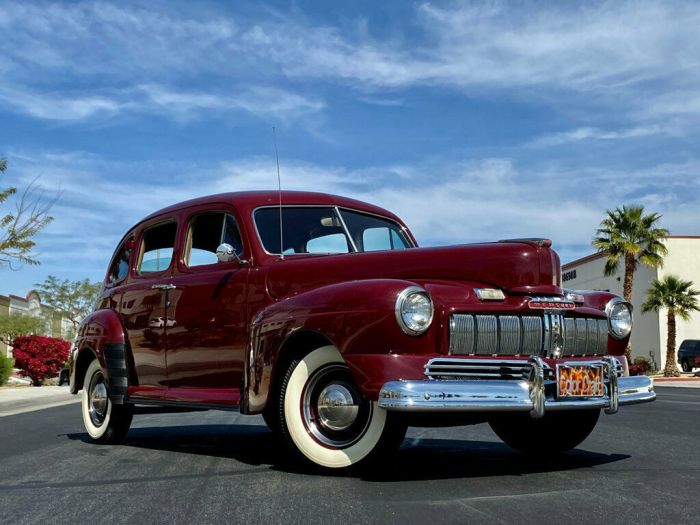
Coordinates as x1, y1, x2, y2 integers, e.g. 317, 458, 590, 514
138, 222, 177, 274
254, 207, 352, 254
339, 209, 411, 252
185, 212, 243, 267
254, 206, 410, 255
362, 227, 408, 252
306, 233, 349, 254
108, 237, 133, 284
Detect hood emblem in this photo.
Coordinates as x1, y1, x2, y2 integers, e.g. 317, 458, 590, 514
528, 297, 575, 310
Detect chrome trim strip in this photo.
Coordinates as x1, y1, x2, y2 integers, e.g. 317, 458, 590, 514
333, 205, 358, 253
424, 357, 537, 380
476, 315, 498, 354
378, 367, 654, 414
522, 316, 542, 355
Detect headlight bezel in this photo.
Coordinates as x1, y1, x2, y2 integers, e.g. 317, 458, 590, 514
395, 286, 434, 336
605, 297, 633, 340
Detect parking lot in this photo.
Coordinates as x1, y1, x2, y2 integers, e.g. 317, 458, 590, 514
0, 387, 697, 524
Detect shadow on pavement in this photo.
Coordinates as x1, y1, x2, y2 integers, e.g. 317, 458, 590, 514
66, 423, 630, 481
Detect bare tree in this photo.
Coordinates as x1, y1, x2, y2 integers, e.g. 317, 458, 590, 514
0, 158, 55, 268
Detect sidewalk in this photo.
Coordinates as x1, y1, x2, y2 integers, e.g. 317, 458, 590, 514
651, 371, 700, 388
0, 385, 80, 417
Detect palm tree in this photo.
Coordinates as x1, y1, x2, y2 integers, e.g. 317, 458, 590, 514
593, 204, 669, 360
642, 275, 700, 377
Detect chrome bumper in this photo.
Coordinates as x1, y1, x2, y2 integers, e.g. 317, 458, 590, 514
377, 357, 655, 418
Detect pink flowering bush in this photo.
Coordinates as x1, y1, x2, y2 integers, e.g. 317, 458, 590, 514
12, 335, 70, 386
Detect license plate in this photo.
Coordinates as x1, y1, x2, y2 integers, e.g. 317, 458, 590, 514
557, 364, 605, 398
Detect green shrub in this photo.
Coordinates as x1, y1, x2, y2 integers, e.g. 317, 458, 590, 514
0, 354, 14, 386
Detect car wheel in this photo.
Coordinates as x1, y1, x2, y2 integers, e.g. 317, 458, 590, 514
276, 345, 406, 469
82, 360, 133, 444
681, 359, 691, 372
489, 409, 600, 455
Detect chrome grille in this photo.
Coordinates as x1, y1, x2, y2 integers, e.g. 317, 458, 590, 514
425, 357, 623, 381
449, 313, 609, 357
424, 358, 548, 380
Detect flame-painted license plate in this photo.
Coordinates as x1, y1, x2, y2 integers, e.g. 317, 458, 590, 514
557, 364, 605, 398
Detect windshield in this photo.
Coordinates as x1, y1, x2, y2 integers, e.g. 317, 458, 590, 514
254, 206, 412, 255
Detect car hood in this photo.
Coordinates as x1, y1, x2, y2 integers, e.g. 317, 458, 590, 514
265, 239, 562, 299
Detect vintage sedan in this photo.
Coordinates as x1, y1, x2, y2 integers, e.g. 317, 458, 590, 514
69, 191, 655, 468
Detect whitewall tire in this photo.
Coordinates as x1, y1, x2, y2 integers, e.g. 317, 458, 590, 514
278, 345, 405, 469
81, 360, 133, 444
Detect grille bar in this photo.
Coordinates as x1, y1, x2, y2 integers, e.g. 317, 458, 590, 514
425, 357, 624, 381
449, 313, 609, 357
425, 358, 555, 380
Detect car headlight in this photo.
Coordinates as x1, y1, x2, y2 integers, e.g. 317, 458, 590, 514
606, 298, 633, 339
395, 286, 434, 335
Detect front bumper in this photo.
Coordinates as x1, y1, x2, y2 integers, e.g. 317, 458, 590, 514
378, 357, 655, 417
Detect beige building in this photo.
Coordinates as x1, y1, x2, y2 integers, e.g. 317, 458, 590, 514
562, 236, 700, 371
0, 290, 71, 358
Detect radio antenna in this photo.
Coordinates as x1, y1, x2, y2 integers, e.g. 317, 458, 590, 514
273, 126, 284, 260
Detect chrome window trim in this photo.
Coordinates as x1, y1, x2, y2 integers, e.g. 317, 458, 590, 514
251, 204, 415, 256
334, 206, 359, 252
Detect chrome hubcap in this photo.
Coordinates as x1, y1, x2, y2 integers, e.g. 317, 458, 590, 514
317, 384, 359, 431
89, 380, 108, 426
302, 364, 371, 448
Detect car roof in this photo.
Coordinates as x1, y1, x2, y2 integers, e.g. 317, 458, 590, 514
138, 191, 403, 225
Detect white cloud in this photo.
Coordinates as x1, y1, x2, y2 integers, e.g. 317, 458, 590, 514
527, 125, 671, 147
5, 149, 699, 295
0, 83, 323, 122
0, 86, 124, 120
3, 1, 700, 123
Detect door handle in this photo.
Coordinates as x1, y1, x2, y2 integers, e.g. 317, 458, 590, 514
151, 284, 177, 290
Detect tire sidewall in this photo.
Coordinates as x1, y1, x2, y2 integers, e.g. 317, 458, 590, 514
283, 346, 387, 469
82, 360, 113, 440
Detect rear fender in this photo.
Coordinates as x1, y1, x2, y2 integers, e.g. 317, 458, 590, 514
69, 309, 130, 404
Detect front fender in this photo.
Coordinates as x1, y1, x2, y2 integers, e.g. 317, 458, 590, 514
244, 279, 440, 413
69, 309, 130, 404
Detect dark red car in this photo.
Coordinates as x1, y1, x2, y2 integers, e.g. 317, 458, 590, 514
69, 191, 655, 469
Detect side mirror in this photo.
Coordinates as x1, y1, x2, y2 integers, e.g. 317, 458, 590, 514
215, 243, 239, 264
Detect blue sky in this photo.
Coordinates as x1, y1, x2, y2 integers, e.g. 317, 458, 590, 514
2, 0, 700, 296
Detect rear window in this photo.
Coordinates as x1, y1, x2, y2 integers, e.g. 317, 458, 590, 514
107, 237, 133, 284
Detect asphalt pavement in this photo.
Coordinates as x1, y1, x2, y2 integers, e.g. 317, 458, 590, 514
0, 387, 697, 525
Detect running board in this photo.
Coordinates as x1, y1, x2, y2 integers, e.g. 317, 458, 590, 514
126, 397, 241, 412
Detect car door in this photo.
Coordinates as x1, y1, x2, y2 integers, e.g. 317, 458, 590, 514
163, 207, 249, 405
119, 219, 179, 398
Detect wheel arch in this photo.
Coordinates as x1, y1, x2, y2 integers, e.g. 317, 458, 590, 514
69, 308, 131, 404
243, 327, 336, 414
72, 346, 98, 393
